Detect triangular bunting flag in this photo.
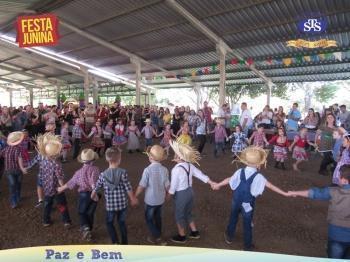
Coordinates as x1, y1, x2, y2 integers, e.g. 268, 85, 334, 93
283, 58, 292, 66
296, 54, 303, 64
318, 53, 325, 60
303, 55, 311, 62
333, 52, 342, 61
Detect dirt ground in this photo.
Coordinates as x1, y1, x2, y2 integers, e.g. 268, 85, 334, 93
0, 138, 331, 258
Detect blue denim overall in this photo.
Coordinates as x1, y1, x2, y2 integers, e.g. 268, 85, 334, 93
226, 168, 258, 249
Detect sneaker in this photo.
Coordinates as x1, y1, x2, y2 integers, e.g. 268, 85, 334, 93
43, 223, 52, 227
82, 229, 92, 241
224, 232, 233, 244
189, 230, 200, 239
155, 238, 167, 246
243, 244, 255, 251
146, 236, 156, 244
64, 222, 72, 228
35, 200, 43, 208
170, 234, 187, 244
61, 159, 68, 163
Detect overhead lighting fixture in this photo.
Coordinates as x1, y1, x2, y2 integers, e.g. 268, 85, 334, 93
0, 34, 155, 90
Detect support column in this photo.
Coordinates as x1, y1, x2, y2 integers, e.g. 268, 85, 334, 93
194, 84, 201, 111
267, 81, 273, 106
28, 88, 33, 107
56, 85, 61, 108
217, 41, 227, 107
146, 90, 151, 105
8, 89, 13, 107
83, 69, 90, 107
131, 57, 141, 106
92, 78, 99, 108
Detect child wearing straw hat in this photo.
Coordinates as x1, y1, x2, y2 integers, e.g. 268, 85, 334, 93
213, 146, 289, 251
91, 147, 138, 244
0, 131, 27, 208
141, 119, 157, 150
26, 133, 71, 227
57, 148, 100, 241
135, 145, 170, 245
168, 139, 216, 243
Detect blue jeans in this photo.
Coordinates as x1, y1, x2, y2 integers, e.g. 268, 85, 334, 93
145, 138, 153, 147
214, 142, 225, 157
5, 170, 22, 207
328, 239, 350, 259
226, 201, 254, 249
145, 204, 162, 238
78, 192, 98, 230
44, 193, 71, 224
106, 208, 128, 244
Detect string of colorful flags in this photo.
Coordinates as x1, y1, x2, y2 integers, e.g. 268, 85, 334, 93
142, 50, 350, 81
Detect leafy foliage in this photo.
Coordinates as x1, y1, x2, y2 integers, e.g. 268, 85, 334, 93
314, 84, 338, 103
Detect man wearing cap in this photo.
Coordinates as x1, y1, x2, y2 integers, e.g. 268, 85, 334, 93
0, 131, 26, 208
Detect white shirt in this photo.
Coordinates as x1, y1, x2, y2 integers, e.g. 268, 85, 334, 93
259, 111, 273, 125
229, 167, 267, 197
169, 162, 209, 194
240, 109, 253, 127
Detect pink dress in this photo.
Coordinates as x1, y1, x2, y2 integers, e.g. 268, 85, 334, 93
91, 126, 104, 148
161, 130, 172, 147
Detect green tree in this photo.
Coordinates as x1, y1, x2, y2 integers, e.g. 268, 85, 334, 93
314, 84, 338, 103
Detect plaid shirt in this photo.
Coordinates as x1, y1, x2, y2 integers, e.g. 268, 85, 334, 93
251, 131, 266, 147
0, 145, 22, 170
67, 163, 100, 192
95, 168, 132, 211
28, 154, 64, 197
72, 125, 84, 139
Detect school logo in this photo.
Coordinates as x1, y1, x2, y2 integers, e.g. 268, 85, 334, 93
298, 18, 327, 34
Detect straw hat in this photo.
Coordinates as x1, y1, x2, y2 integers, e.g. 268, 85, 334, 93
36, 133, 62, 158
144, 118, 152, 123
169, 139, 201, 165
146, 145, 166, 162
235, 146, 268, 168
7, 131, 24, 146
78, 148, 99, 163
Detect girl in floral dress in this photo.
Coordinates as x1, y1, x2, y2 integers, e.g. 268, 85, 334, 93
126, 120, 141, 153
157, 124, 175, 155
289, 127, 316, 172
332, 133, 350, 185
113, 119, 127, 147
89, 119, 105, 156
228, 125, 248, 156
61, 121, 71, 162
269, 128, 290, 170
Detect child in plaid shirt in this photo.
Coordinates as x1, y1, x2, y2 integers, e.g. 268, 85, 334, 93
72, 118, 87, 159
27, 133, 71, 227
91, 147, 138, 244
249, 124, 269, 148
58, 149, 100, 241
0, 131, 26, 208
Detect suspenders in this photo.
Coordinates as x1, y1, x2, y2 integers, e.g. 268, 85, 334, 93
179, 163, 191, 187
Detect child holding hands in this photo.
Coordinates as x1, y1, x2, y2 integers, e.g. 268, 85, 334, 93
135, 145, 170, 245
213, 146, 289, 251
91, 147, 138, 244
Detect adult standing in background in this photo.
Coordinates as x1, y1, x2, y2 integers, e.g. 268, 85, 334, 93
84, 103, 96, 134
239, 102, 253, 137
316, 113, 337, 176
339, 105, 350, 129
203, 101, 213, 142
286, 103, 301, 131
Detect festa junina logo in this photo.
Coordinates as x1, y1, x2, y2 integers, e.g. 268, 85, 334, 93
297, 18, 327, 34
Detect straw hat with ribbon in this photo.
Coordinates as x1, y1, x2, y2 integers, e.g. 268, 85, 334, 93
146, 145, 167, 162
7, 131, 25, 146
169, 139, 201, 165
234, 146, 268, 168
78, 148, 99, 163
36, 133, 62, 158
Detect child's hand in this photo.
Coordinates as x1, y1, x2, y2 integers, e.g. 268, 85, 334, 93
287, 191, 297, 197
22, 168, 28, 175
212, 183, 221, 190
130, 197, 139, 207
57, 186, 64, 194
91, 192, 99, 202
288, 146, 292, 152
